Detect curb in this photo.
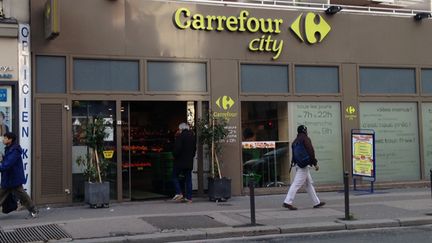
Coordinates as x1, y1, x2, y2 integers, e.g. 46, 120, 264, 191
69, 217, 432, 242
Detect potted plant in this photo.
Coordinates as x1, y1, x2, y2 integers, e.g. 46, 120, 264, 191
76, 117, 110, 208
195, 112, 231, 201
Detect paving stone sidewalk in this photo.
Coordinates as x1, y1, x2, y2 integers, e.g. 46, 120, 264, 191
1, 188, 432, 242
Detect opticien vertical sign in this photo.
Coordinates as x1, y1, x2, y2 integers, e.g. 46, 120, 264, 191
173, 8, 331, 60
19, 24, 32, 194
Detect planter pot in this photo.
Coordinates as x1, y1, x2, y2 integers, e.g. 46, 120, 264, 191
84, 181, 110, 208
208, 177, 231, 201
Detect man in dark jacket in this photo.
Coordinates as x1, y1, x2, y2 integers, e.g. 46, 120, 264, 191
0, 132, 38, 217
282, 125, 325, 210
172, 123, 196, 203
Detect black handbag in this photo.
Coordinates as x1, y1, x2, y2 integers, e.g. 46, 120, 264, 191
2, 193, 18, 214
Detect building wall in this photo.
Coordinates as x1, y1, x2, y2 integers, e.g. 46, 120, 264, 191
30, 0, 432, 203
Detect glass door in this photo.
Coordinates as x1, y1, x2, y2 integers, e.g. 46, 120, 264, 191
121, 101, 197, 200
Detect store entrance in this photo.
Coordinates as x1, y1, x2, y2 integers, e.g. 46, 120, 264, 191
121, 101, 195, 200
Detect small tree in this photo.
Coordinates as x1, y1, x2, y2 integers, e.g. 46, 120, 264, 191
76, 117, 109, 183
195, 112, 229, 179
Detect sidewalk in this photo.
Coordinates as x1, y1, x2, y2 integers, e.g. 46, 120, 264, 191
1, 187, 432, 242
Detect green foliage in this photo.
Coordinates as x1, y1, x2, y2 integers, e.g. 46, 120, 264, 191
195, 112, 229, 178
75, 117, 110, 183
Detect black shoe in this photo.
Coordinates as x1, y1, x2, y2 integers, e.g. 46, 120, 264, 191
313, 202, 326, 208
282, 203, 298, 210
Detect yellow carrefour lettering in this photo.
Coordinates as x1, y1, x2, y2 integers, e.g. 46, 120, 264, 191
238, 10, 249, 31
274, 19, 283, 34
174, 7, 191, 29
192, 14, 206, 30
206, 15, 216, 30
225, 16, 238, 31
248, 38, 260, 51
304, 13, 331, 44
173, 8, 284, 34
246, 17, 260, 33
216, 15, 227, 31
272, 39, 283, 60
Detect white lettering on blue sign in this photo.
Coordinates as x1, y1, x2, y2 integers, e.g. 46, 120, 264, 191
19, 24, 32, 195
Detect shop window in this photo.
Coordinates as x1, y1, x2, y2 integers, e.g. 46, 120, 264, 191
360, 102, 420, 181
71, 101, 117, 202
360, 68, 416, 94
421, 69, 432, 94
36, 56, 66, 93
147, 61, 207, 92
295, 66, 339, 93
241, 64, 289, 93
422, 103, 432, 178
241, 102, 290, 188
288, 102, 343, 184
73, 59, 139, 91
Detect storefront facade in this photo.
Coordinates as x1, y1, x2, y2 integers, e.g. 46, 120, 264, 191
30, 0, 432, 204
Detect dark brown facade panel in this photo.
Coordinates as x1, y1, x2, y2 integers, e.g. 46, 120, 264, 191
40, 104, 64, 196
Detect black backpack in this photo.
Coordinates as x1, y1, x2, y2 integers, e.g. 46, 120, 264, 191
292, 141, 310, 168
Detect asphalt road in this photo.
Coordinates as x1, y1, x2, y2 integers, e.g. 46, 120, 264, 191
192, 225, 432, 243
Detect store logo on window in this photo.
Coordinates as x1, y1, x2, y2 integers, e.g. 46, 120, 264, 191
216, 95, 235, 111
290, 13, 331, 44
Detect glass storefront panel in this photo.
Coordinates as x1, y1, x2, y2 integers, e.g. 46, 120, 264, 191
147, 62, 207, 92
421, 69, 432, 94
74, 59, 139, 91
295, 66, 339, 94
288, 102, 343, 184
36, 56, 66, 93
241, 64, 289, 93
121, 101, 194, 200
360, 68, 416, 94
422, 103, 432, 177
360, 102, 420, 181
0, 86, 12, 156
72, 101, 117, 202
241, 102, 290, 188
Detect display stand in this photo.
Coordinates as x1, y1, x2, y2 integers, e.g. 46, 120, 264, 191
351, 129, 376, 194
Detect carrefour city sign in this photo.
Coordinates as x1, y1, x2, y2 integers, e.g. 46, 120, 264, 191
173, 8, 331, 60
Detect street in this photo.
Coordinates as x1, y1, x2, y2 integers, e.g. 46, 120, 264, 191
196, 225, 432, 243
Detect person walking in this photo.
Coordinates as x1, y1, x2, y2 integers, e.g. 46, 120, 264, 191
0, 132, 39, 218
172, 123, 196, 203
283, 125, 325, 210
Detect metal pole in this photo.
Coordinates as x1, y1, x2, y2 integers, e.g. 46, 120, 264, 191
344, 171, 350, 220
430, 169, 432, 200
248, 178, 256, 226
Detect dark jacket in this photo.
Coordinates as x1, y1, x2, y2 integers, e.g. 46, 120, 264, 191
292, 133, 318, 166
0, 144, 26, 189
173, 130, 197, 170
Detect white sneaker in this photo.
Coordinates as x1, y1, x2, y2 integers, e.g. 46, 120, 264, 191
28, 209, 39, 219
172, 194, 183, 201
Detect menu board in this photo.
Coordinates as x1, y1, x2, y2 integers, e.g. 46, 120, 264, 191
352, 133, 375, 178
288, 102, 343, 184
422, 103, 432, 178
360, 103, 420, 181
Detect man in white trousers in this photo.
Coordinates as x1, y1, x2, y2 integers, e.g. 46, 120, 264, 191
283, 125, 325, 210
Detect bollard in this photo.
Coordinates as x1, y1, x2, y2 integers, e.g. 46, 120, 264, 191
248, 178, 256, 226
344, 171, 350, 220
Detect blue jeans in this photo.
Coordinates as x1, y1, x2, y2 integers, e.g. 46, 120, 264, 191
172, 167, 192, 200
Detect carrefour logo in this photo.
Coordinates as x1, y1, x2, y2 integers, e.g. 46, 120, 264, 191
216, 96, 235, 110
173, 8, 332, 60
290, 13, 331, 44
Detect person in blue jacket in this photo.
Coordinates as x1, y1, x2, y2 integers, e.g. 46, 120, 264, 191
0, 132, 38, 218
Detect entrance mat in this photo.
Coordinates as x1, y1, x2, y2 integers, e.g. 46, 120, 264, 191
142, 215, 226, 230
0, 224, 72, 243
